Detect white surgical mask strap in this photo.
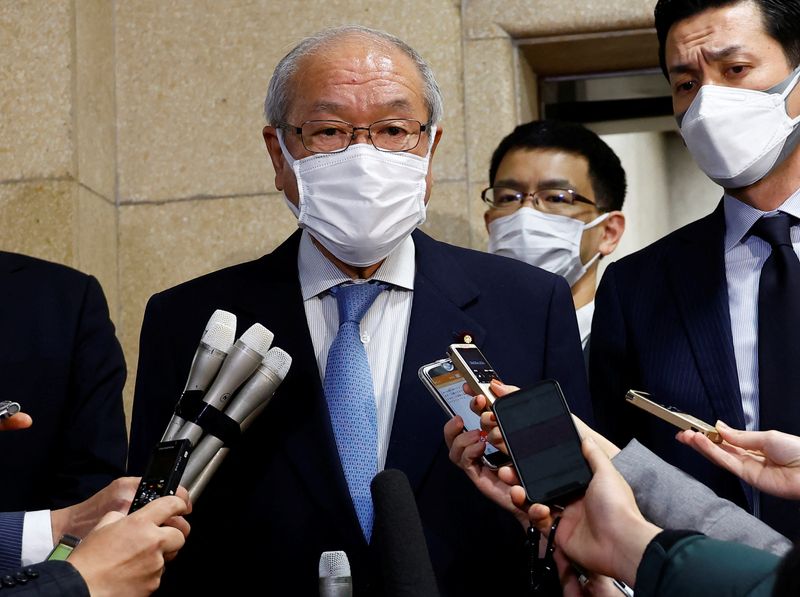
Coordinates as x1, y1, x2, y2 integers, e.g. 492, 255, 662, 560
583, 211, 610, 231
275, 128, 297, 167
786, 68, 800, 125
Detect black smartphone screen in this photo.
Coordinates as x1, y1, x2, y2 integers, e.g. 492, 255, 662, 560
493, 380, 591, 504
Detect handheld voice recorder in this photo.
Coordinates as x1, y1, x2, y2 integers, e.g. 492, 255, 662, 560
129, 439, 192, 514
447, 344, 502, 404
626, 390, 722, 443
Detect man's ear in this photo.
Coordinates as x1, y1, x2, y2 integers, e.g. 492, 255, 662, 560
263, 125, 287, 191
598, 211, 625, 256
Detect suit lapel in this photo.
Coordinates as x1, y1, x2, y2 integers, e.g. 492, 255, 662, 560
230, 231, 361, 540
665, 202, 745, 429
386, 232, 486, 491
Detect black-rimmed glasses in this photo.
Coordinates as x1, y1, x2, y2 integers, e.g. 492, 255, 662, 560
481, 187, 597, 213
280, 119, 430, 154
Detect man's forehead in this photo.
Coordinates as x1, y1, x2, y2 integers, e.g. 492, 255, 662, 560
666, 2, 765, 64
288, 38, 427, 118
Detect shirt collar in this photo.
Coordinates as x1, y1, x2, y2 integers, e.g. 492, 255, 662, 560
723, 187, 800, 252
298, 230, 416, 300
575, 300, 594, 347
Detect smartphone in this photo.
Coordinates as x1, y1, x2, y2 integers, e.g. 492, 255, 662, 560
129, 439, 192, 514
626, 390, 722, 443
419, 359, 510, 468
492, 380, 591, 505
0, 400, 21, 419
447, 344, 502, 404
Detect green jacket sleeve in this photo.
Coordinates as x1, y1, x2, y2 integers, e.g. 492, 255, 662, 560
636, 530, 781, 597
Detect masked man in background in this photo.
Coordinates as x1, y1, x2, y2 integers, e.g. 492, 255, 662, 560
482, 120, 626, 359
591, 0, 800, 540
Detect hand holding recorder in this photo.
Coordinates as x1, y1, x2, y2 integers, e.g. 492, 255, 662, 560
678, 423, 800, 500
0, 400, 32, 431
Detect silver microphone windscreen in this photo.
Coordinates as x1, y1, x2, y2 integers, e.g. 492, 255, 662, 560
175, 323, 274, 446
180, 347, 292, 487
162, 310, 237, 441
319, 551, 352, 597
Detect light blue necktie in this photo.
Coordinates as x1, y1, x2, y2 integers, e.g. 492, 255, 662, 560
324, 281, 386, 542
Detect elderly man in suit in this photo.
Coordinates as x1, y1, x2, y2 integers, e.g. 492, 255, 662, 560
128, 25, 591, 596
590, 0, 800, 539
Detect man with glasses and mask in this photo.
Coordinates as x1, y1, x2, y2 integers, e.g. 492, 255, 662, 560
591, 0, 800, 540
128, 26, 592, 596
482, 120, 626, 358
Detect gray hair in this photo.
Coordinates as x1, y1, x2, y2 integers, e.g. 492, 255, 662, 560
264, 25, 444, 126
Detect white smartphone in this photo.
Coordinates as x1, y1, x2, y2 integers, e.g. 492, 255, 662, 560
419, 358, 510, 468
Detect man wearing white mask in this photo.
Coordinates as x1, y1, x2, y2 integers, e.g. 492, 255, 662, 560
591, 0, 800, 540
482, 120, 626, 353
128, 26, 592, 596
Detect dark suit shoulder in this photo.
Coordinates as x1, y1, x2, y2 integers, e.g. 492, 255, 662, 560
607, 209, 722, 278
0, 252, 94, 291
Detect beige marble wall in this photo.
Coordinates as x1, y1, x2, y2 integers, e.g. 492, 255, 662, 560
1, 0, 658, 418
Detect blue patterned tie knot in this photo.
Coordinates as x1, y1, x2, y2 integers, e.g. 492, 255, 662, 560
330, 282, 386, 325
324, 281, 386, 542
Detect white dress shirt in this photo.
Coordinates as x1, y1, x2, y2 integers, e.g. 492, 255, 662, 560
723, 189, 800, 433
298, 231, 415, 470
21, 510, 52, 565
575, 301, 594, 350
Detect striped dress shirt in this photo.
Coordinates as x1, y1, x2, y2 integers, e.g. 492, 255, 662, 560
724, 190, 800, 432
298, 230, 415, 470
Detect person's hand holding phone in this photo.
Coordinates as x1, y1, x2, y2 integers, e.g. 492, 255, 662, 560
443, 416, 530, 527
518, 437, 660, 588
677, 423, 800, 500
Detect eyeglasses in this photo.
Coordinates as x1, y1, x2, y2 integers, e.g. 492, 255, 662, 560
481, 187, 597, 213
279, 119, 430, 154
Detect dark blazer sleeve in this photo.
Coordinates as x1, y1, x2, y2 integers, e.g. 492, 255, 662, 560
0, 512, 23, 571
543, 276, 594, 424
0, 561, 89, 596
590, 262, 636, 446
636, 533, 779, 597
49, 276, 127, 507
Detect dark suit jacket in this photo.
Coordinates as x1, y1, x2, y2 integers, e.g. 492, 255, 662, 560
128, 229, 592, 596
0, 561, 88, 596
590, 203, 753, 511
0, 252, 127, 512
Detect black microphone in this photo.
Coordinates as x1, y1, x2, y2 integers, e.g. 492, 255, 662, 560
370, 469, 440, 597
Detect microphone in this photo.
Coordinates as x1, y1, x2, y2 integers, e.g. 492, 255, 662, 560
162, 310, 237, 441
319, 551, 352, 597
180, 347, 292, 487
371, 470, 440, 597
174, 323, 274, 446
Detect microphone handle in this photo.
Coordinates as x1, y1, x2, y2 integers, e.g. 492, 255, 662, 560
181, 434, 223, 488
187, 446, 228, 503
319, 578, 353, 597
161, 342, 228, 442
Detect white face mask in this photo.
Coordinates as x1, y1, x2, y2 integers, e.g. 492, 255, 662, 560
679, 66, 800, 188
277, 129, 434, 267
487, 207, 608, 286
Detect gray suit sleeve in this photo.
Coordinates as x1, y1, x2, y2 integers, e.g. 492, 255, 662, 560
612, 439, 792, 556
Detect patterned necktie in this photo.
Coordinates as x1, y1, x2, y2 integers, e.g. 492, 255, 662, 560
751, 213, 800, 537
324, 281, 386, 541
